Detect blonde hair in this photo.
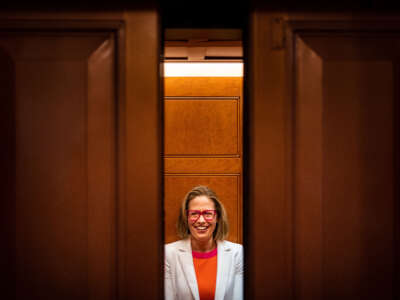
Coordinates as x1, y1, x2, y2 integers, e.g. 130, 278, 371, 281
177, 185, 229, 241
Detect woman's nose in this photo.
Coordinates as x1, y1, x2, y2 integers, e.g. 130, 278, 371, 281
198, 214, 206, 222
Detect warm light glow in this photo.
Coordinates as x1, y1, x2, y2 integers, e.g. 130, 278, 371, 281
164, 62, 243, 77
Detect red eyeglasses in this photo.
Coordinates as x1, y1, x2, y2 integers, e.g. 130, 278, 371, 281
187, 210, 217, 223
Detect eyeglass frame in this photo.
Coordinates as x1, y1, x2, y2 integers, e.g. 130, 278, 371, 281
187, 209, 217, 223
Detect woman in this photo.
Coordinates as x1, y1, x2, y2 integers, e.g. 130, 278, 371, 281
165, 185, 243, 300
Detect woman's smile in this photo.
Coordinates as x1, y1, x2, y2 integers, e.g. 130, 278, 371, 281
193, 224, 211, 232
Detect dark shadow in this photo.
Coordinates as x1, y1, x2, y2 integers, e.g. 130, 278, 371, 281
0, 47, 16, 299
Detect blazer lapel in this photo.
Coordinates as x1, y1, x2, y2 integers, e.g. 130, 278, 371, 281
177, 239, 200, 300
215, 240, 232, 300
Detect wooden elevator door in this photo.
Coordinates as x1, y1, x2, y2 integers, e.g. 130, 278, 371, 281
293, 33, 398, 300
0, 11, 162, 299
164, 76, 243, 244
1, 30, 117, 300
246, 14, 400, 300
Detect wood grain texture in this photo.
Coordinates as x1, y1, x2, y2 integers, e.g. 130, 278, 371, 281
164, 157, 241, 173
294, 36, 324, 300
294, 33, 396, 300
87, 36, 116, 300
247, 12, 290, 300
0, 10, 162, 300
323, 61, 394, 299
164, 99, 239, 155
124, 10, 162, 300
0, 31, 116, 300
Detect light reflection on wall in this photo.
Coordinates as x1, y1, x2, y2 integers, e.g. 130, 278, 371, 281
164, 62, 243, 77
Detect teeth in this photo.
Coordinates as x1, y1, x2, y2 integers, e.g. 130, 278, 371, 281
197, 227, 208, 230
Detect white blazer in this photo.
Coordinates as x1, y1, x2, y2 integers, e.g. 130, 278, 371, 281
164, 238, 243, 300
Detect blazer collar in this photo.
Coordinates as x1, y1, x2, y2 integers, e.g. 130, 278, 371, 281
177, 238, 199, 300
177, 239, 233, 300
215, 240, 233, 300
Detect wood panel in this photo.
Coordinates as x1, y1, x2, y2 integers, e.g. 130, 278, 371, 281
294, 36, 324, 300
248, 14, 400, 300
124, 11, 163, 300
0, 10, 162, 300
0, 30, 117, 300
164, 77, 242, 96
164, 98, 239, 155
246, 12, 290, 300
165, 157, 241, 173
164, 75, 243, 245
165, 176, 240, 244
324, 61, 393, 299
294, 33, 396, 300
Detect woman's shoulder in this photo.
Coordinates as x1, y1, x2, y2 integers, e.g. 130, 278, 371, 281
165, 239, 182, 248
219, 240, 243, 271
219, 240, 243, 252
165, 239, 190, 255
165, 238, 188, 247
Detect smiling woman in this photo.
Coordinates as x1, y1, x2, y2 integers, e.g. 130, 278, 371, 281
165, 186, 243, 300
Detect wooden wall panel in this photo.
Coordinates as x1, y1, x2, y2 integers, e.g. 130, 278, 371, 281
325, 60, 394, 298
0, 31, 117, 300
248, 13, 400, 300
247, 12, 290, 300
164, 75, 243, 245
0, 10, 162, 300
164, 98, 239, 155
293, 32, 397, 300
165, 157, 241, 173
323, 61, 394, 298
164, 175, 240, 243
294, 36, 324, 300
124, 11, 162, 300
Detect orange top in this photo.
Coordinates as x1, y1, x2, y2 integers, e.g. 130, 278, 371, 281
192, 248, 218, 300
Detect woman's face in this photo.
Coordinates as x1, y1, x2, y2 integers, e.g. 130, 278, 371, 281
187, 195, 217, 244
